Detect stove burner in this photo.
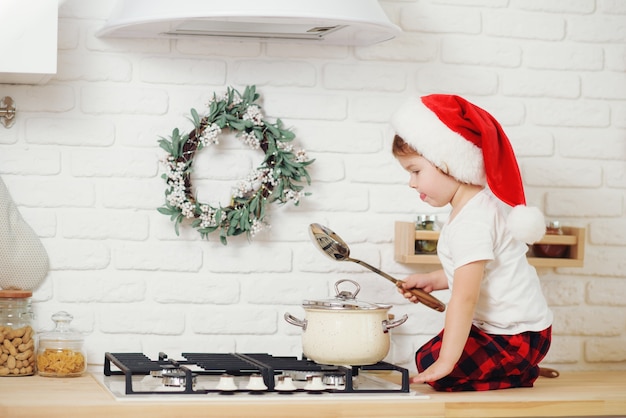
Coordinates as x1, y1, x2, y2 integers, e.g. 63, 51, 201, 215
103, 352, 410, 395
283, 370, 324, 382
322, 373, 346, 388
161, 368, 197, 388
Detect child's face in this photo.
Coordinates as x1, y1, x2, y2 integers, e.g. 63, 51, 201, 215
396, 154, 460, 208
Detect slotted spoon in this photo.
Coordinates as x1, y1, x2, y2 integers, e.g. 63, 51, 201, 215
309, 223, 446, 312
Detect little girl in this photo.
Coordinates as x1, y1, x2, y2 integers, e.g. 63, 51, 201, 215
390, 94, 552, 392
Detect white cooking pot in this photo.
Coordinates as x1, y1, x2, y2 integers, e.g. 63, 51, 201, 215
284, 279, 407, 366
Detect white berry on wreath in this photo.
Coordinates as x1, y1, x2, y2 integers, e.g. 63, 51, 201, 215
158, 85, 314, 245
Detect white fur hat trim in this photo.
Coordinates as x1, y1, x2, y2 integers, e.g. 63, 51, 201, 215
391, 98, 486, 186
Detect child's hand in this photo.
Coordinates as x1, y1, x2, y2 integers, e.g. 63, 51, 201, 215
410, 360, 454, 384
397, 273, 436, 303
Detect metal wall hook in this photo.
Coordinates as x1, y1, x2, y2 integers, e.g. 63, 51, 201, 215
1, 96, 16, 128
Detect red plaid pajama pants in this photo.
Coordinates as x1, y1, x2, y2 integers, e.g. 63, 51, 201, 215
415, 325, 552, 392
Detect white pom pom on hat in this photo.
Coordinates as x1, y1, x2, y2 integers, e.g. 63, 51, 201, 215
391, 94, 546, 244
508, 205, 546, 244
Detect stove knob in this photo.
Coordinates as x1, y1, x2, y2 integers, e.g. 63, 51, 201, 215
216, 374, 238, 391
246, 374, 268, 391
304, 375, 325, 391
275, 375, 297, 392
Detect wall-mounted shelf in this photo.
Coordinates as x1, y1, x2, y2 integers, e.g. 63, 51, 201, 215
394, 221, 585, 268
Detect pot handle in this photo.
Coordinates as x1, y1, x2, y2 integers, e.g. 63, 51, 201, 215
284, 312, 307, 331
382, 314, 408, 333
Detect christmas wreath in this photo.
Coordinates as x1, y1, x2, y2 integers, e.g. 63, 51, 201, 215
158, 85, 314, 245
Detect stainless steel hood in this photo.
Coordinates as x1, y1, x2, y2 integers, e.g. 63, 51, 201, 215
96, 0, 401, 46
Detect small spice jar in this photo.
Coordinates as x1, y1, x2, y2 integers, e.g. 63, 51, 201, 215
533, 221, 569, 258
37, 311, 86, 377
415, 214, 439, 254
0, 290, 36, 376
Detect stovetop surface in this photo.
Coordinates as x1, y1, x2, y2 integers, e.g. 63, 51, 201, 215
99, 351, 428, 400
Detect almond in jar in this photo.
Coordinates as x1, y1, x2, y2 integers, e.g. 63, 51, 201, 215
0, 290, 36, 377
37, 311, 86, 377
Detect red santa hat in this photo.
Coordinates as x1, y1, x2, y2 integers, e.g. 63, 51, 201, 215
391, 94, 545, 244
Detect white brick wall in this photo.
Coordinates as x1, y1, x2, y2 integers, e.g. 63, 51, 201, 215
1, 0, 624, 373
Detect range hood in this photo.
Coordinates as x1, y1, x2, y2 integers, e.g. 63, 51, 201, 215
96, 0, 401, 46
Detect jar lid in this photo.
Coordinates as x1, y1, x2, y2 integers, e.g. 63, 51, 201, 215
0, 290, 32, 298
39, 311, 83, 342
302, 279, 391, 311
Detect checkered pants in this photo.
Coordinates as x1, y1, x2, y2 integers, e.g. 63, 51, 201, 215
415, 325, 552, 392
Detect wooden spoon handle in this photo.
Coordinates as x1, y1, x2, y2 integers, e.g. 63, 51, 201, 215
539, 367, 560, 378
396, 281, 446, 312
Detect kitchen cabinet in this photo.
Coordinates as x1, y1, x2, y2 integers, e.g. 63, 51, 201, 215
0, 0, 58, 84
394, 221, 585, 268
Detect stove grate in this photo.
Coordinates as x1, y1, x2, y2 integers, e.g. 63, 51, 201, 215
103, 351, 410, 395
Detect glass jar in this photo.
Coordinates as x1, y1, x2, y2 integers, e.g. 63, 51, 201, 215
37, 311, 86, 377
0, 290, 36, 376
415, 214, 438, 254
533, 221, 569, 258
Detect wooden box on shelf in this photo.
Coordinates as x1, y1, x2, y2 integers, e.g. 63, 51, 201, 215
394, 221, 585, 268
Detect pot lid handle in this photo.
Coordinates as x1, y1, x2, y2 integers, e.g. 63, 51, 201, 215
334, 279, 360, 300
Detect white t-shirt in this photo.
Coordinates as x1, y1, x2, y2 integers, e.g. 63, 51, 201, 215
437, 189, 553, 335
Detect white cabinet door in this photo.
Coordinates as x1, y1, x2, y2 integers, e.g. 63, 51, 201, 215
0, 0, 58, 85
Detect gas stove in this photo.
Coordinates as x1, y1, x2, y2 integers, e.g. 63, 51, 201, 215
96, 351, 428, 401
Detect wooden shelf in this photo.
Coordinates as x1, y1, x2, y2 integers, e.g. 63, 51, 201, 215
394, 221, 585, 268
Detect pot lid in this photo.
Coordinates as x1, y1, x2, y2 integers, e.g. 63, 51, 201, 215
302, 279, 391, 310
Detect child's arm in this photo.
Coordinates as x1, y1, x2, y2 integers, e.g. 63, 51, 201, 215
411, 260, 485, 384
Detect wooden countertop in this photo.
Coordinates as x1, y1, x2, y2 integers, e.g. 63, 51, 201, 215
0, 371, 625, 418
